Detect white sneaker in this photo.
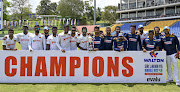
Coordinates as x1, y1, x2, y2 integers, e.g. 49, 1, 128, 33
176, 82, 180, 86
166, 80, 174, 83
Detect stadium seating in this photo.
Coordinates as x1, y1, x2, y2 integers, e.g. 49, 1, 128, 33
120, 22, 145, 33
144, 20, 179, 32
170, 21, 180, 37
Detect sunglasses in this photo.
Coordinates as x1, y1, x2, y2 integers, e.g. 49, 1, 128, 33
72, 30, 76, 31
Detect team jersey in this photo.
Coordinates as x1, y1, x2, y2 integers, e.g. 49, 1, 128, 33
16, 32, 33, 50
56, 32, 71, 51
70, 35, 78, 50
42, 34, 50, 50
154, 35, 163, 51
77, 34, 89, 50
93, 36, 103, 50
2, 35, 17, 49
142, 38, 158, 51
47, 35, 59, 50
114, 39, 127, 51
101, 36, 113, 50
125, 33, 141, 51
161, 35, 180, 55
28, 33, 44, 50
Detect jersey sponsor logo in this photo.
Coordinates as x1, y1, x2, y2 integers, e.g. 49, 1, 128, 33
104, 40, 112, 43
82, 41, 87, 43
156, 39, 161, 42
147, 44, 155, 48
94, 41, 100, 44
8, 44, 15, 46
21, 39, 29, 41
52, 41, 56, 44
70, 40, 77, 42
129, 38, 137, 42
63, 37, 71, 40
164, 41, 172, 45
33, 40, 41, 42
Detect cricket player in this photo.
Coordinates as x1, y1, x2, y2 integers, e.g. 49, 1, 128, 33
114, 33, 127, 51
70, 26, 78, 50
2, 29, 17, 50
161, 26, 180, 86
125, 24, 141, 51
42, 26, 50, 50
16, 26, 33, 50
142, 30, 159, 53
154, 26, 163, 51
56, 25, 71, 52
28, 25, 44, 51
100, 26, 113, 50
46, 27, 59, 50
93, 26, 103, 51
77, 27, 89, 50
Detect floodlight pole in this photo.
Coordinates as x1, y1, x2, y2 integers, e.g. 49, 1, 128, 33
94, 0, 96, 25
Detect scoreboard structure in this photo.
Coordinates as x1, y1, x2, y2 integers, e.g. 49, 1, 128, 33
0, 0, 3, 30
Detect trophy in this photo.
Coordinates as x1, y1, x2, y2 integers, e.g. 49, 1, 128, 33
88, 36, 94, 51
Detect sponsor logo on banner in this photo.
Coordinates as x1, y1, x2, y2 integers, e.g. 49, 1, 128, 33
147, 77, 160, 82
144, 52, 164, 76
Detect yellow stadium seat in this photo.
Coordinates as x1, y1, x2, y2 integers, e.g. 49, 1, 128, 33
144, 20, 180, 32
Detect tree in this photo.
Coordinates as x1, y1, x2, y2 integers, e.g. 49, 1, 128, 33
50, 2, 57, 15
36, 0, 52, 15
3, 0, 11, 21
11, 0, 32, 21
56, 0, 84, 19
102, 6, 117, 24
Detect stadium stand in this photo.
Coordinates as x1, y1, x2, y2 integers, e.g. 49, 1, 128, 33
120, 22, 145, 33
143, 20, 179, 32
170, 21, 180, 37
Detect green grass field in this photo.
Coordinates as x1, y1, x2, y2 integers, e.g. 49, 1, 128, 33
0, 40, 179, 92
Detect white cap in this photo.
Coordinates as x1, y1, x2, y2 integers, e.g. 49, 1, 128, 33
118, 33, 123, 36
44, 26, 49, 30
163, 26, 170, 30
138, 25, 144, 28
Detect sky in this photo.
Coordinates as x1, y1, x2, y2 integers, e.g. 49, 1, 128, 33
7, 0, 119, 13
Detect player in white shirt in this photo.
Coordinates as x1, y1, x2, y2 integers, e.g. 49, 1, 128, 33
70, 26, 78, 50
56, 25, 71, 52
28, 25, 44, 51
2, 29, 17, 50
16, 26, 33, 50
77, 27, 89, 50
46, 27, 59, 50
42, 26, 50, 50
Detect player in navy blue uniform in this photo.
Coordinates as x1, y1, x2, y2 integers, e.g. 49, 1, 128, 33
114, 33, 127, 51
125, 24, 142, 51
93, 26, 103, 51
101, 27, 113, 50
153, 26, 163, 51
161, 26, 180, 86
142, 30, 159, 53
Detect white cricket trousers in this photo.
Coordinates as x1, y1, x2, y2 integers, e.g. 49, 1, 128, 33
166, 53, 179, 82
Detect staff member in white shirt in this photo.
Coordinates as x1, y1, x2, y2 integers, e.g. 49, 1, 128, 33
16, 26, 33, 50
2, 29, 17, 50
28, 25, 44, 51
56, 25, 71, 53
46, 27, 59, 50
